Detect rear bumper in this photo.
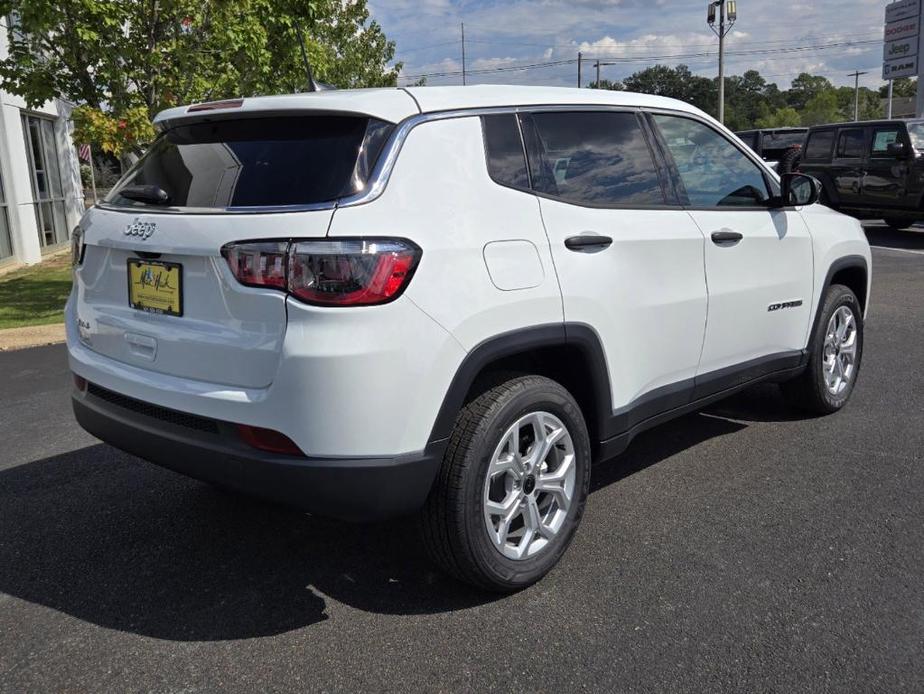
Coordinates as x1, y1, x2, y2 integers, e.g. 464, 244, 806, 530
72, 385, 444, 522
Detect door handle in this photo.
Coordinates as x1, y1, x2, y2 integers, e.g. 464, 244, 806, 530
710, 230, 743, 245
564, 234, 613, 252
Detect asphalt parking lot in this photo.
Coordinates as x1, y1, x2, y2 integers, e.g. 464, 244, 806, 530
1, 226, 922, 693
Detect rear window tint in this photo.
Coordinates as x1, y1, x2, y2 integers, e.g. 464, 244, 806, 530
482, 114, 530, 190
524, 111, 665, 207
836, 129, 865, 158
804, 130, 835, 161
107, 116, 393, 209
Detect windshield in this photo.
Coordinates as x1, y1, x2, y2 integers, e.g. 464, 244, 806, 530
106, 115, 393, 210
907, 123, 924, 151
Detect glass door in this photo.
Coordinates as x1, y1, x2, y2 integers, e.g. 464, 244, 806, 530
0, 160, 12, 261
22, 114, 68, 248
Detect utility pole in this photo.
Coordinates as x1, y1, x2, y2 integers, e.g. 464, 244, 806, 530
848, 70, 868, 121
577, 52, 582, 88
707, 0, 737, 124
461, 22, 466, 86
595, 59, 601, 88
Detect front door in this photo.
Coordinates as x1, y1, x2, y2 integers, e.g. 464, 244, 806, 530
650, 113, 814, 392
521, 110, 708, 431
862, 124, 912, 209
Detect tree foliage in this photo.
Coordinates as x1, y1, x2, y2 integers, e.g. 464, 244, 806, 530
0, 0, 400, 154
591, 65, 888, 130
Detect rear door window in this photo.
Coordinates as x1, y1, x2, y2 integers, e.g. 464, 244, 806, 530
521, 111, 666, 207
835, 129, 865, 159
652, 114, 771, 208
804, 130, 835, 161
107, 116, 393, 209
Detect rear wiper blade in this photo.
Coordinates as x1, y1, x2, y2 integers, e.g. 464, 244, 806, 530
119, 184, 171, 206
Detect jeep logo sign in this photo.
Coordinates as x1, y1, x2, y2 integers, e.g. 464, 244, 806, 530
884, 37, 918, 60
124, 219, 157, 240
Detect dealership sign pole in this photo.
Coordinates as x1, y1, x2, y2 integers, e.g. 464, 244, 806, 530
883, 0, 923, 116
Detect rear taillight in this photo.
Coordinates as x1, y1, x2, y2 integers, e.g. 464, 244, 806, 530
221, 241, 287, 289
71, 226, 85, 266
220, 238, 421, 307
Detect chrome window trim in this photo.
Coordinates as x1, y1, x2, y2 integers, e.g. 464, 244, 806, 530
95, 103, 755, 216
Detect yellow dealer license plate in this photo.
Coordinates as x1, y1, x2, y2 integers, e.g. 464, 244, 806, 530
127, 259, 183, 317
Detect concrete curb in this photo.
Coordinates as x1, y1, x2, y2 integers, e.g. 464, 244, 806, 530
0, 324, 66, 352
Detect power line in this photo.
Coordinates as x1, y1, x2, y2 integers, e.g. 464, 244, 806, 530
399, 38, 881, 81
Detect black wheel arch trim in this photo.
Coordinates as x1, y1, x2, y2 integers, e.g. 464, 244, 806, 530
809, 254, 869, 347
426, 323, 614, 445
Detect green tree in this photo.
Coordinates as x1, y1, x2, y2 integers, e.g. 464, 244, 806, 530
787, 73, 834, 111
589, 79, 623, 91
801, 90, 843, 126
880, 77, 917, 98
0, 0, 399, 154
754, 106, 802, 129
621, 64, 715, 115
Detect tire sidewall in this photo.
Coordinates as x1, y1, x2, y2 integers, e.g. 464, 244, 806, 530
461, 380, 591, 588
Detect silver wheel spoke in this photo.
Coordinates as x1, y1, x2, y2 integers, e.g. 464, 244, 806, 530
485, 494, 521, 548
536, 454, 574, 507
525, 413, 565, 471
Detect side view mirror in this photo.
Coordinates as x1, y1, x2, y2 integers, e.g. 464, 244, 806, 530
887, 141, 907, 157
778, 172, 821, 207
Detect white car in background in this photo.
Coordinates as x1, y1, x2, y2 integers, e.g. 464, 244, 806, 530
67, 86, 871, 591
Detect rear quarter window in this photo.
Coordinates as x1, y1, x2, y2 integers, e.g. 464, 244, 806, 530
481, 114, 530, 190
804, 130, 835, 161
107, 115, 393, 209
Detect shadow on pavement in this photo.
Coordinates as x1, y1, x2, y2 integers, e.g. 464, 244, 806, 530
0, 392, 773, 642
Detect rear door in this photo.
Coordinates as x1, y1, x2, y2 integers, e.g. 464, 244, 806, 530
862, 124, 912, 209
522, 110, 708, 424
649, 112, 814, 386
74, 114, 392, 389
831, 127, 868, 207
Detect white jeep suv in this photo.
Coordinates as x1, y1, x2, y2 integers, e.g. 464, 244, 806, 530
68, 86, 871, 591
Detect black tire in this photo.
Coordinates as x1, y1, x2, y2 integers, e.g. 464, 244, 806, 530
781, 284, 864, 414
778, 147, 802, 174
883, 217, 908, 231
420, 375, 591, 592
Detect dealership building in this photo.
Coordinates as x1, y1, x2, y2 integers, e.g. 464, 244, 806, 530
0, 21, 84, 268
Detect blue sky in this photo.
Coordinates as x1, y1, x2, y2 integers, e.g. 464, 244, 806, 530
369, 0, 887, 90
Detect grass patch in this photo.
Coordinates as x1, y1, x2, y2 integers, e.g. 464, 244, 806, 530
0, 254, 72, 330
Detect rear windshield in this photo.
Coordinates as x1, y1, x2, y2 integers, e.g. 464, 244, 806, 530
106, 115, 393, 209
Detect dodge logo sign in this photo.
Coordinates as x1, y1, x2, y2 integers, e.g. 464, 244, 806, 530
125, 219, 156, 240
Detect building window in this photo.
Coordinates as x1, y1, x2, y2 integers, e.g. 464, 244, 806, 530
0, 165, 12, 262
22, 114, 69, 249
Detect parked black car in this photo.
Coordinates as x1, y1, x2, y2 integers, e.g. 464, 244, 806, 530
735, 127, 807, 173
798, 119, 924, 229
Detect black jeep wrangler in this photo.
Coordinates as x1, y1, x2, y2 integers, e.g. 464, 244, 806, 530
798, 119, 924, 229
735, 127, 807, 173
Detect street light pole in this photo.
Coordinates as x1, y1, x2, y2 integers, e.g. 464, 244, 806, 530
848, 70, 868, 121
578, 52, 582, 88
707, 0, 736, 124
